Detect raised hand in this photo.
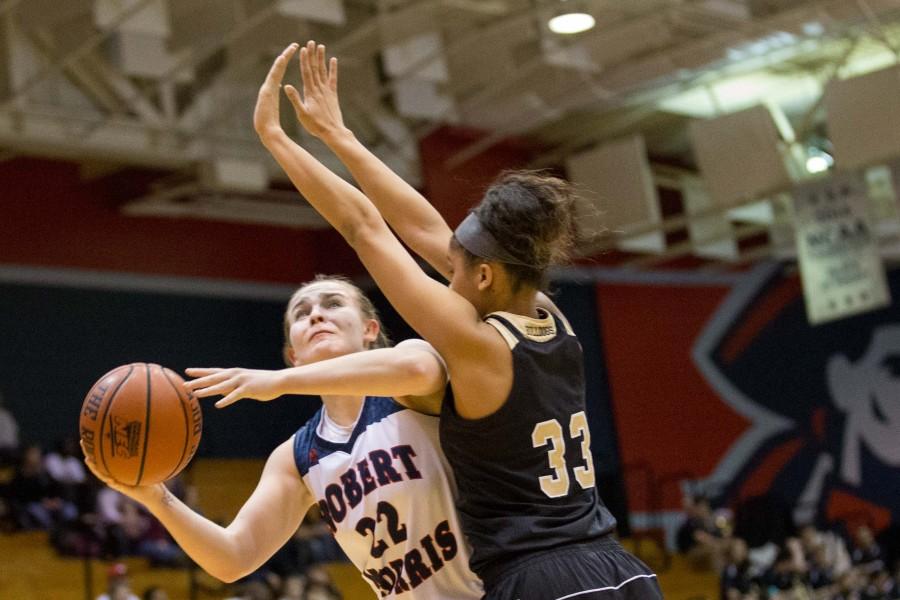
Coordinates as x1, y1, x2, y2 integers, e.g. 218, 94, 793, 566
185, 367, 285, 408
253, 42, 299, 140
284, 40, 347, 141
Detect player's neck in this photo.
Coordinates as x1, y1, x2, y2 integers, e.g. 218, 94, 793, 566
321, 395, 366, 427
486, 290, 539, 319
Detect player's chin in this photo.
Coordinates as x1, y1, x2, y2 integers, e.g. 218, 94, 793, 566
302, 340, 353, 363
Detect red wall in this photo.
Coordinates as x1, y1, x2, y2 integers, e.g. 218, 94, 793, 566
419, 126, 538, 227
2, 128, 538, 283
597, 282, 749, 499
0, 157, 361, 283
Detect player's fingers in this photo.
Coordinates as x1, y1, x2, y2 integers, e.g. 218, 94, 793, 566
329, 57, 338, 92
84, 458, 104, 479
317, 44, 327, 85
215, 391, 243, 409
80, 446, 111, 482
284, 84, 306, 116
266, 43, 298, 86
184, 370, 231, 391
191, 380, 236, 398
278, 42, 300, 78
94, 471, 121, 490
306, 41, 320, 86
299, 45, 315, 92
82, 455, 97, 475
284, 85, 310, 124
184, 367, 223, 378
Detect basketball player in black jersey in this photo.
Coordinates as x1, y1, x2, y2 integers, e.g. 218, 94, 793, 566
254, 42, 663, 599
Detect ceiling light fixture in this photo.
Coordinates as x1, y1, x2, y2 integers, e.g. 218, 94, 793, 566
548, 2, 595, 35
805, 146, 834, 174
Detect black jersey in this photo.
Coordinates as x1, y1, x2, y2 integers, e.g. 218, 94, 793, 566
439, 307, 617, 581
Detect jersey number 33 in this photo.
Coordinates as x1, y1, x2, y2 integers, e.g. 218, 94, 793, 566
531, 410, 596, 498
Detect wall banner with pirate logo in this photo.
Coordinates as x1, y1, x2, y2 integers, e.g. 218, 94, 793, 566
793, 172, 891, 325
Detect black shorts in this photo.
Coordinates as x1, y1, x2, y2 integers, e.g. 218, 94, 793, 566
481, 537, 663, 600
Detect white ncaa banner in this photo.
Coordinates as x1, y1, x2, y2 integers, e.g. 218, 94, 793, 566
793, 173, 891, 325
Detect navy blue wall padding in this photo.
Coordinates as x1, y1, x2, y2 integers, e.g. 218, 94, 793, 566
552, 282, 630, 533
0, 283, 319, 457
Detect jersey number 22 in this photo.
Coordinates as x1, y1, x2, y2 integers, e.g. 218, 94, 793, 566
531, 411, 596, 498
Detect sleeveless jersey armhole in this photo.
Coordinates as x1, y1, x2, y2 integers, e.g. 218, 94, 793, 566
485, 317, 519, 349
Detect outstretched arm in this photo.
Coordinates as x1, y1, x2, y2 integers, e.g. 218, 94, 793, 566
293, 42, 566, 317
254, 45, 381, 248
185, 339, 447, 414
290, 41, 453, 279
257, 45, 485, 345
83, 439, 312, 583
254, 44, 504, 398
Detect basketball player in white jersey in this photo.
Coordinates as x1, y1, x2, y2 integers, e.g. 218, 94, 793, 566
83, 274, 482, 599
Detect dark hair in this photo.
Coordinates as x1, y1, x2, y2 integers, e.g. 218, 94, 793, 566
283, 274, 391, 365
457, 170, 575, 289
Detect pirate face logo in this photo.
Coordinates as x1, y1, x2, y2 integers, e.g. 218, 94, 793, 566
827, 325, 900, 487
693, 262, 900, 526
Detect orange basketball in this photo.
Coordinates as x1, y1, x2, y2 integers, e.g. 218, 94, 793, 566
79, 363, 202, 486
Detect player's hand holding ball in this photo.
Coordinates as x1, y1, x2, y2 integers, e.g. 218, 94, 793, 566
79, 363, 202, 498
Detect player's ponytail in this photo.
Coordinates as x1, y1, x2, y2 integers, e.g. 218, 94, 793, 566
456, 170, 576, 290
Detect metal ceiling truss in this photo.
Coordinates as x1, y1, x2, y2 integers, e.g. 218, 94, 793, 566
1, 0, 900, 268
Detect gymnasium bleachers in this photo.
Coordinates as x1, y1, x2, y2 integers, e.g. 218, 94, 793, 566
0, 458, 716, 600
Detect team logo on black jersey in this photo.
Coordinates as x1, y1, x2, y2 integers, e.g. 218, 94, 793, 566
525, 324, 555, 337
694, 263, 900, 532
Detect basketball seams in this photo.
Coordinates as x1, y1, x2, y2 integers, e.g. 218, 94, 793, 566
134, 364, 153, 486
160, 366, 191, 482
84, 362, 200, 486
98, 364, 135, 481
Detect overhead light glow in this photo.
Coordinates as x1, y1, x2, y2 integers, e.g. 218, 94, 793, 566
548, 12, 595, 34
805, 155, 830, 174
805, 148, 834, 174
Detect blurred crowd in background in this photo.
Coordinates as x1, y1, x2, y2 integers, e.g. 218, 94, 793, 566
5, 384, 900, 600
0, 394, 346, 600
678, 492, 900, 599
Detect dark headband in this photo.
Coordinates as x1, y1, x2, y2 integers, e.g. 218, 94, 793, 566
453, 212, 534, 268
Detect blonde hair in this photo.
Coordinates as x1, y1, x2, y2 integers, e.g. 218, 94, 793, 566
282, 275, 391, 365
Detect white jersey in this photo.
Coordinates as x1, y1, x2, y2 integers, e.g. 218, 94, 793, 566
292, 396, 482, 599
